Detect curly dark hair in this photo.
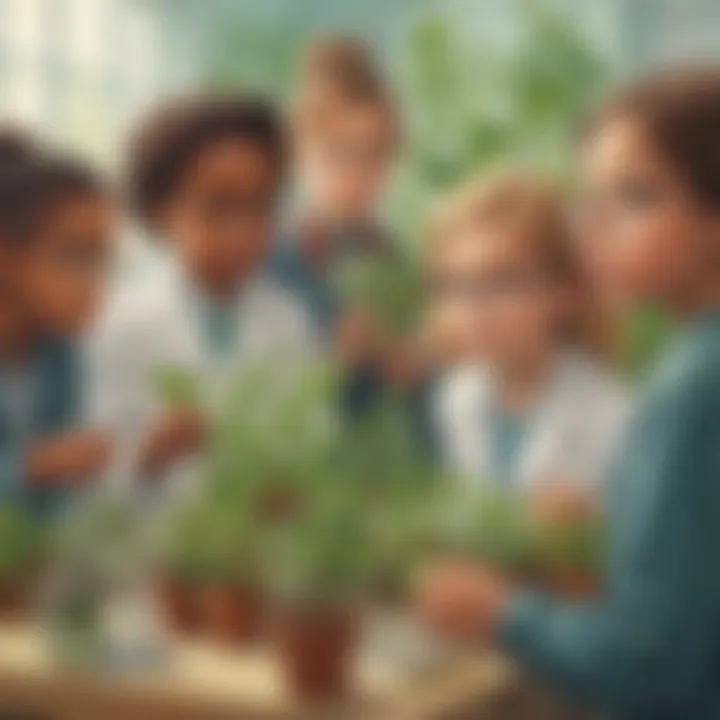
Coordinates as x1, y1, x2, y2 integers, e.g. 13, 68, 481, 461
0, 154, 106, 244
0, 124, 40, 167
125, 94, 286, 229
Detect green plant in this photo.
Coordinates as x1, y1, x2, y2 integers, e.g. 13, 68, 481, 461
0, 504, 46, 582
536, 516, 605, 574
152, 365, 200, 408
162, 496, 260, 585
335, 255, 425, 337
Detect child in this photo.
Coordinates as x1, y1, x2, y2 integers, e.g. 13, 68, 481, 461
0, 151, 115, 516
91, 95, 317, 496
272, 37, 412, 418
418, 68, 720, 719
430, 173, 628, 495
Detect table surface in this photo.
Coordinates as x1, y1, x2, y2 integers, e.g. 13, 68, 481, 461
0, 619, 517, 720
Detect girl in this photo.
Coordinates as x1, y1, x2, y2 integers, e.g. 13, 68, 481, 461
430, 172, 628, 494
91, 95, 317, 497
418, 68, 720, 720
0, 152, 115, 516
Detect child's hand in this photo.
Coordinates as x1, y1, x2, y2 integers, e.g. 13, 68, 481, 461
531, 482, 596, 524
141, 408, 205, 474
27, 430, 111, 485
335, 307, 381, 367
415, 559, 510, 643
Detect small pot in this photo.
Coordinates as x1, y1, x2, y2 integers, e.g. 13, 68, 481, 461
274, 602, 361, 701
200, 583, 264, 644
547, 568, 599, 600
0, 578, 34, 619
157, 574, 201, 635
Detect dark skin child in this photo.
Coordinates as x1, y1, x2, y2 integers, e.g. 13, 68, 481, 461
2, 190, 116, 487
141, 137, 279, 473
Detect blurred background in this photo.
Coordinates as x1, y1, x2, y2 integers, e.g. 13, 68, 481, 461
2, 0, 718, 233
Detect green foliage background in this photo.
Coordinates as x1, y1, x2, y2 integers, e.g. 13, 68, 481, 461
199, 1, 669, 372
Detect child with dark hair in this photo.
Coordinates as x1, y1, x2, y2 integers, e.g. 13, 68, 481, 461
0, 152, 116, 515
91, 94, 316, 497
417, 66, 720, 719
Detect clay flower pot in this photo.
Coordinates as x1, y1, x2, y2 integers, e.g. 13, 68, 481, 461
0, 578, 34, 619
157, 574, 201, 635
200, 583, 264, 644
274, 602, 361, 701
547, 568, 600, 600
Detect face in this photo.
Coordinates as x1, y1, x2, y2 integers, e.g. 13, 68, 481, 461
296, 103, 395, 222
163, 138, 278, 292
430, 230, 566, 367
578, 115, 718, 309
13, 192, 115, 335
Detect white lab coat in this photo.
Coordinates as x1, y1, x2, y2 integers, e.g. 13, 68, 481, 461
434, 352, 630, 491
87, 263, 319, 499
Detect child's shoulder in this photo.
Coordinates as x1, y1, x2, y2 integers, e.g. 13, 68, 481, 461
92, 265, 178, 343
558, 351, 629, 404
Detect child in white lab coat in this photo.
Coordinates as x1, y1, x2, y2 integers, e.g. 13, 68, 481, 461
90, 96, 317, 496
429, 172, 628, 497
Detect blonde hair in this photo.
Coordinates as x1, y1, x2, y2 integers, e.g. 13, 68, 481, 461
292, 35, 399, 142
430, 171, 617, 361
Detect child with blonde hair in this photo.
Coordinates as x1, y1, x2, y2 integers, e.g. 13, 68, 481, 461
430, 171, 628, 494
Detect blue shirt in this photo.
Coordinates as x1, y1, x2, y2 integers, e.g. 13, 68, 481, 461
488, 406, 529, 488
0, 337, 81, 517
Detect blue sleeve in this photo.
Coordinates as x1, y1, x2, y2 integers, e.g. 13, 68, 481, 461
499, 370, 720, 713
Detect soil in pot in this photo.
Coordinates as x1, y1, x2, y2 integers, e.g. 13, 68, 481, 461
201, 583, 264, 644
157, 574, 201, 636
274, 602, 361, 701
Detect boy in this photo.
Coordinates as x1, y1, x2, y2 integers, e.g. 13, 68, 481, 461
0, 152, 115, 515
91, 95, 317, 496
275, 36, 431, 430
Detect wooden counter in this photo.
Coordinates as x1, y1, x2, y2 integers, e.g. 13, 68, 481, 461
0, 621, 518, 719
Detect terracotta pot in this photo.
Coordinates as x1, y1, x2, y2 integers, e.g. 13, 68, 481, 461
157, 575, 201, 635
547, 568, 599, 600
0, 578, 34, 619
200, 583, 264, 644
274, 602, 361, 701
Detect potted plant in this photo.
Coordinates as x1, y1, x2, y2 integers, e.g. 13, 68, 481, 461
0, 504, 46, 618
535, 515, 604, 599
265, 480, 374, 701
193, 498, 264, 645
451, 487, 540, 587
156, 501, 208, 636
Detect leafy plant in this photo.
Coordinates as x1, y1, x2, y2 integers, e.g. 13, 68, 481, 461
0, 504, 46, 581
335, 256, 425, 337
161, 495, 260, 584
152, 364, 200, 408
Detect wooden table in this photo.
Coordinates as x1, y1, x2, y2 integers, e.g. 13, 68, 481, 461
0, 622, 518, 719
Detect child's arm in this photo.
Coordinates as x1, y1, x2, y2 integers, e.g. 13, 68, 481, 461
138, 408, 205, 475
24, 429, 110, 486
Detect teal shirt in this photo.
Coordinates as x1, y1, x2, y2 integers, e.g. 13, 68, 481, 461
195, 295, 238, 359
0, 337, 81, 516
500, 313, 720, 719
488, 405, 529, 488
